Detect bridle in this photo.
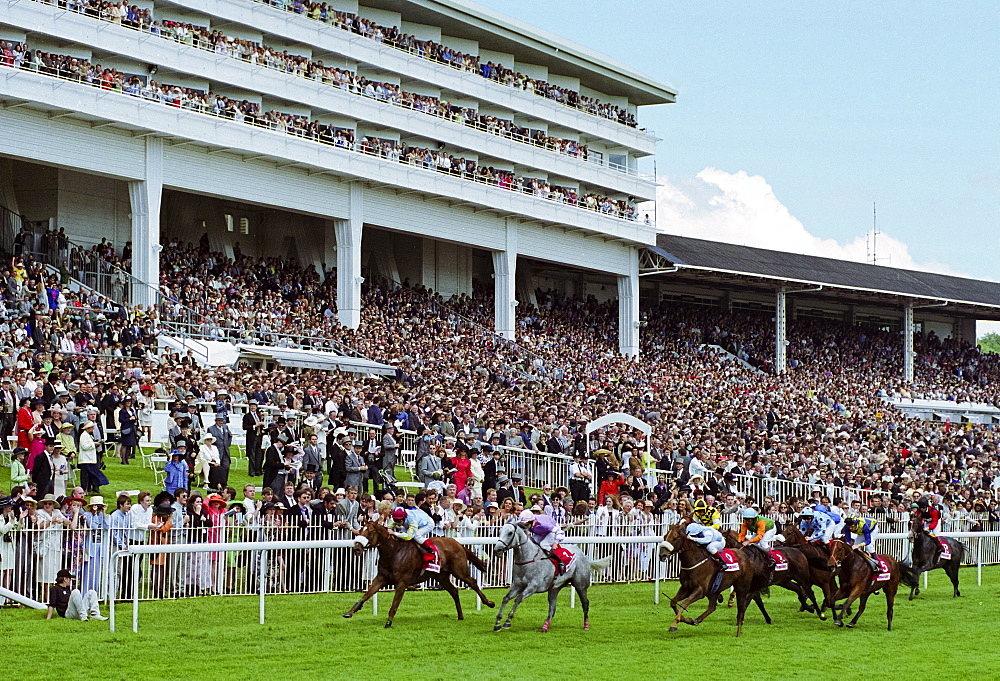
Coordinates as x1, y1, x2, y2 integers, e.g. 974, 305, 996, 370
497, 524, 541, 566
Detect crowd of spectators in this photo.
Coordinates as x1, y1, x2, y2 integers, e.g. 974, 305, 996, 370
2, 237, 1000, 602
0, 40, 640, 222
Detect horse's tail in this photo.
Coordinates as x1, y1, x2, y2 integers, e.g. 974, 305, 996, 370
464, 546, 489, 573
898, 561, 918, 589
589, 556, 612, 573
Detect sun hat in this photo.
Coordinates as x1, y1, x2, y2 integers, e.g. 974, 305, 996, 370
87, 496, 106, 508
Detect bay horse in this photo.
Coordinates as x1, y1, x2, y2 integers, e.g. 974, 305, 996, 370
778, 522, 837, 616
342, 520, 496, 627
720, 529, 825, 619
492, 521, 611, 632
826, 539, 914, 630
659, 522, 772, 637
908, 516, 964, 600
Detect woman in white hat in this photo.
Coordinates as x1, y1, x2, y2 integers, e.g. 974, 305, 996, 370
200, 433, 223, 491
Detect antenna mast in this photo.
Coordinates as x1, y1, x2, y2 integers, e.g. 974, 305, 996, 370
867, 201, 890, 265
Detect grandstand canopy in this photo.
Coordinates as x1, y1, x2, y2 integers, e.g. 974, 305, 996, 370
236, 345, 396, 376
646, 235, 1000, 320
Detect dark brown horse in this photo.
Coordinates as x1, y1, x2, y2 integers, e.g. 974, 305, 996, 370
778, 522, 837, 616
659, 522, 772, 637
720, 529, 825, 619
908, 516, 964, 600
342, 521, 496, 627
827, 539, 914, 630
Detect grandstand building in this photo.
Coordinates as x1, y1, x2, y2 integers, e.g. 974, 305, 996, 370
0, 0, 675, 355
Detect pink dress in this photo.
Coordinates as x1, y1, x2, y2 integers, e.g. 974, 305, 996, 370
452, 456, 471, 491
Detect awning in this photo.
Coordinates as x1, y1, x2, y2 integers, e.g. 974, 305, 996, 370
236, 345, 396, 376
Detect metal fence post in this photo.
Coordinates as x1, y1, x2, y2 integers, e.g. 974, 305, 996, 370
109, 554, 118, 633
131, 552, 140, 633
259, 549, 267, 624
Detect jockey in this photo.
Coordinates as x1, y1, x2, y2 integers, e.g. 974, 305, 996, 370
390, 506, 440, 572
815, 503, 843, 536
843, 516, 881, 571
685, 522, 725, 566
916, 497, 941, 536
519, 509, 571, 573
798, 507, 836, 544
692, 499, 721, 530
737, 507, 777, 551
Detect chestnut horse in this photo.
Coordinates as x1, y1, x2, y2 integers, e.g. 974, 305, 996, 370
342, 521, 496, 627
659, 522, 772, 637
778, 522, 837, 616
826, 539, 915, 630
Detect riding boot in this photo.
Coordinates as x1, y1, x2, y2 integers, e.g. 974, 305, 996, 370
544, 549, 563, 575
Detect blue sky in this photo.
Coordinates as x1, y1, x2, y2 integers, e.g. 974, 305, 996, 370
478, 0, 999, 279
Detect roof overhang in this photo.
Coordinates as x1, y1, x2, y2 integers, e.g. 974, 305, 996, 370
236, 345, 396, 376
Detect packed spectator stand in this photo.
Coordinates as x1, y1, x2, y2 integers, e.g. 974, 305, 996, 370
1, 226, 999, 604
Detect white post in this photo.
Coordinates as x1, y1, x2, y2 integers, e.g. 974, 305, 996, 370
109, 554, 118, 633
129, 137, 163, 308
131, 553, 140, 633
775, 287, 787, 374
570, 585, 576, 609
923, 570, 928, 589
259, 549, 267, 624
335, 182, 364, 329
903, 303, 914, 383
654, 549, 660, 605
617, 249, 640, 357
977, 540, 982, 586
493, 218, 518, 341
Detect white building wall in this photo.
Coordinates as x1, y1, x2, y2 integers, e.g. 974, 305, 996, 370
56, 170, 131, 249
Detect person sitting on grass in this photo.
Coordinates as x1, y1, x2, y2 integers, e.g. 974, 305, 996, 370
46, 568, 107, 621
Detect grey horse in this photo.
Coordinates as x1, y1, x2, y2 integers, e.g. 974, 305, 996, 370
492, 521, 611, 632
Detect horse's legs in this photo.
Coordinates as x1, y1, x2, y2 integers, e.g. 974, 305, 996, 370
572, 578, 591, 630
802, 584, 825, 620
384, 581, 409, 628
541, 587, 560, 632
727, 587, 735, 608
908, 567, 923, 600
669, 586, 705, 632
452, 563, 496, 608
752, 592, 772, 624
691, 588, 720, 625
734, 588, 752, 638
669, 584, 691, 618
504, 592, 528, 629
342, 574, 385, 618
846, 589, 871, 629
493, 585, 520, 631
946, 561, 961, 597
884, 583, 898, 631
437, 572, 464, 621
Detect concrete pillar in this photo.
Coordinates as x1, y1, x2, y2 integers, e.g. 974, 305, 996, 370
775, 287, 787, 374
721, 290, 733, 314
618, 248, 640, 357
493, 218, 517, 340
903, 303, 914, 384
335, 182, 364, 329
129, 137, 163, 308
846, 304, 857, 326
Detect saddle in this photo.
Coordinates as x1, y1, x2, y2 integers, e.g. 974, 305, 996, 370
769, 549, 789, 572
548, 546, 575, 575
717, 549, 740, 572
872, 557, 891, 583
937, 537, 952, 560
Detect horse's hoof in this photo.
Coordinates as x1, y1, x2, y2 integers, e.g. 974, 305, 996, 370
846, 623, 855, 629
819, 614, 827, 621
668, 626, 678, 633
342, 612, 353, 619
540, 625, 549, 633
384, 621, 392, 629
583, 624, 590, 631
691, 620, 700, 626
914, 589, 920, 596
493, 625, 502, 632
835, 621, 843, 628
502, 622, 511, 630
484, 600, 496, 609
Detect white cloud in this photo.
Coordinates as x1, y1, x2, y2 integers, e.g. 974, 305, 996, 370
642, 167, 997, 338
644, 168, 965, 276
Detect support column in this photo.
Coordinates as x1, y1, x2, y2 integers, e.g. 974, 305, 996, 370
903, 302, 914, 384
335, 182, 363, 330
129, 137, 162, 308
618, 248, 640, 357
492, 218, 517, 341
775, 287, 787, 374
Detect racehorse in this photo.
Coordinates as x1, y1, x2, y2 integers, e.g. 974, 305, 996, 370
719, 529, 825, 620
492, 521, 611, 632
659, 522, 772, 637
778, 522, 837, 616
908, 516, 964, 600
342, 520, 496, 627
826, 539, 914, 630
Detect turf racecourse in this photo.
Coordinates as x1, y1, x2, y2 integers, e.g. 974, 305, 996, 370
3, 567, 998, 681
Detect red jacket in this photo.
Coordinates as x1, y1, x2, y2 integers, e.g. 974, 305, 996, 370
16, 407, 34, 449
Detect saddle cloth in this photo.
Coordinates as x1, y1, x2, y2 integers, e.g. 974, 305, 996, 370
872, 557, 891, 583
551, 545, 576, 571
769, 549, 789, 572
423, 539, 440, 573
718, 549, 740, 572
937, 538, 952, 560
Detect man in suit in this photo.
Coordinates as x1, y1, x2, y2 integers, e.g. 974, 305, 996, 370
326, 432, 348, 490
242, 401, 265, 477
208, 414, 233, 488
366, 399, 384, 426
0, 377, 18, 444
262, 438, 286, 492
300, 466, 323, 496
301, 432, 322, 475
32, 439, 56, 498
508, 473, 528, 506
344, 443, 367, 491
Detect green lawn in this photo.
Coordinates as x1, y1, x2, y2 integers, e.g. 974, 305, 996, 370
3, 567, 999, 680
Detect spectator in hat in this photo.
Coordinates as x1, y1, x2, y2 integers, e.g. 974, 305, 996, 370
208, 414, 233, 488
80, 495, 109, 594
31, 439, 56, 499
10, 447, 29, 489
46, 568, 107, 621
262, 435, 286, 492
50, 442, 69, 498
117, 396, 138, 465
201, 434, 224, 492
164, 450, 189, 495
